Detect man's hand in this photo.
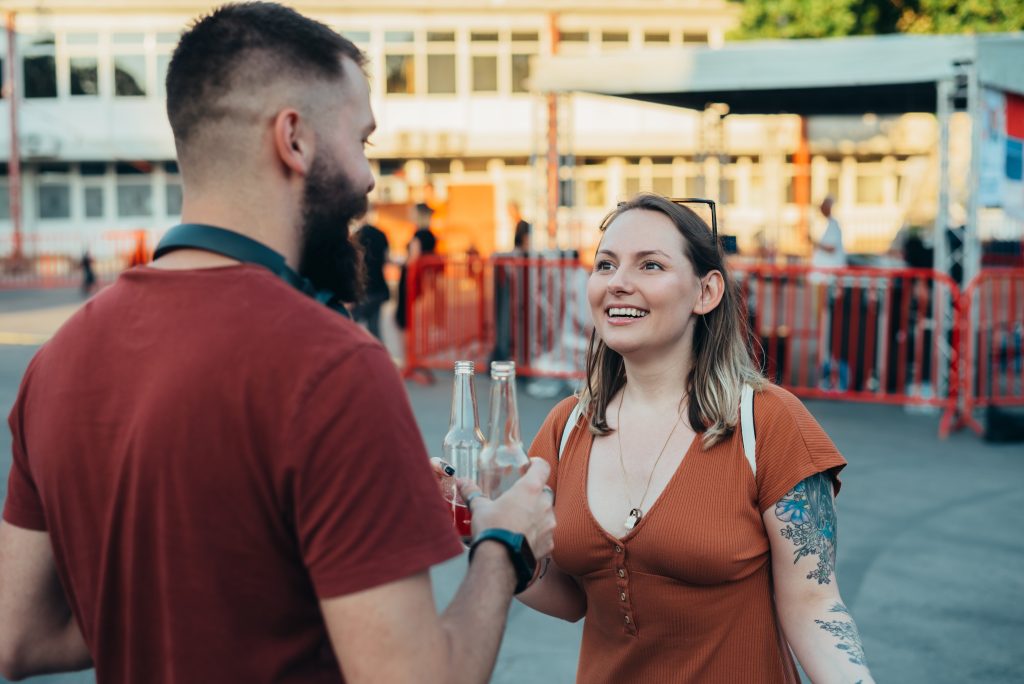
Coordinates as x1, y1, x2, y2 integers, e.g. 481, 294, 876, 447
459, 458, 556, 560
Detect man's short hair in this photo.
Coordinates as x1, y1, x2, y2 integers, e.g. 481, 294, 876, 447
166, 2, 365, 146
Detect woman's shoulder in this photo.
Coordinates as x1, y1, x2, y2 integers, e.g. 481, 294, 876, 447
752, 382, 820, 433
546, 395, 580, 426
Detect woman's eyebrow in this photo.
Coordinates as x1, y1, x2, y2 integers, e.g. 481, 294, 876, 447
596, 248, 673, 259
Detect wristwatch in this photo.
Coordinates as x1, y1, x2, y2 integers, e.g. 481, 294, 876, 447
468, 528, 537, 594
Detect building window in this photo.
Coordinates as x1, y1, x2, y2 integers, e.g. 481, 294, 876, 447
116, 163, 152, 217
472, 55, 498, 92
683, 32, 708, 45
386, 54, 415, 94
70, 57, 99, 96
24, 56, 57, 98
652, 176, 673, 197
114, 55, 147, 96
24, 34, 56, 98
645, 31, 671, 44
38, 184, 71, 219
84, 187, 104, 218
601, 31, 630, 50
584, 179, 605, 208
471, 31, 499, 42
117, 185, 152, 217
511, 54, 531, 94
685, 175, 705, 198
165, 182, 183, 215
427, 54, 456, 94
342, 30, 370, 44
856, 175, 885, 204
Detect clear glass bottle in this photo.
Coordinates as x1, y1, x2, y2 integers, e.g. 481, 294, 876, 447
443, 360, 485, 538
478, 361, 530, 499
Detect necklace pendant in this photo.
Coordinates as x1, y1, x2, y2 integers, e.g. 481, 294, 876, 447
624, 508, 642, 530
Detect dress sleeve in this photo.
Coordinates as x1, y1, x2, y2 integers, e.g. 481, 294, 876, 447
753, 385, 847, 514
3, 358, 47, 531
526, 396, 579, 495
284, 345, 462, 599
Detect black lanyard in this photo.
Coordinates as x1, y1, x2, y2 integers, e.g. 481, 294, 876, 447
154, 223, 350, 318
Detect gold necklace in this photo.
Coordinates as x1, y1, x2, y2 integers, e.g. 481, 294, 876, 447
616, 395, 683, 531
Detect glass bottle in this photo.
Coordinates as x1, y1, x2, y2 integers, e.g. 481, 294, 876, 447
443, 360, 485, 539
478, 361, 530, 499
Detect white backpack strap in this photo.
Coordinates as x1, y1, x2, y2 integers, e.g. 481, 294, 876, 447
558, 401, 584, 460
740, 384, 757, 476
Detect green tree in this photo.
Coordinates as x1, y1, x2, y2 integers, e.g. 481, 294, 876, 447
897, 0, 1024, 34
731, 0, 1024, 39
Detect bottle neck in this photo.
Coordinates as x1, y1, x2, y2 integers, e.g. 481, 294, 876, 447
449, 372, 480, 431
486, 374, 522, 447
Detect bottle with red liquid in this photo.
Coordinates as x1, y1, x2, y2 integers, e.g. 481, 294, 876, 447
477, 361, 530, 500
443, 360, 485, 540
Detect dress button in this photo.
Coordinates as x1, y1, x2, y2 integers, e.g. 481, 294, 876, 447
617, 568, 625, 578
614, 545, 622, 553
624, 615, 631, 624
619, 591, 626, 601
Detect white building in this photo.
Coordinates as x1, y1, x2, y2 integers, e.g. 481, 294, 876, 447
0, 0, 964, 264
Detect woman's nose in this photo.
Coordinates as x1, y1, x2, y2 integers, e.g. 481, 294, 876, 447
608, 267, 633, 294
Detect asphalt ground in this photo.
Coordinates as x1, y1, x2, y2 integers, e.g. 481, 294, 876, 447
1, 288, 1021, 683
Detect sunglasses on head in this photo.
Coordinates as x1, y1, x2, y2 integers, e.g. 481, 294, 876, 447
618, 197, 718, 241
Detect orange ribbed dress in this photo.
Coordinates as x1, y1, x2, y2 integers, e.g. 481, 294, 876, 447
529, 383, 847, 684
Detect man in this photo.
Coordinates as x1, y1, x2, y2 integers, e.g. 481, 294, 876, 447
0, 4, 554, 683
809, 196, 848, 390
352, 212, 390, 341
810, 196, 846, 272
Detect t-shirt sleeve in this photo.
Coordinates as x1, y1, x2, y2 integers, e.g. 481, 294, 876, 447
753, 385, 847, 514
285, 344, 462, 599
3, 359, 47, 531
526, 396, 580, 495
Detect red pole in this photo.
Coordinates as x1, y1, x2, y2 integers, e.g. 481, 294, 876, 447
5, 11, 23, 263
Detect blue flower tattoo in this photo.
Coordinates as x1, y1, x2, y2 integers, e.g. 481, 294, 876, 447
774, 472, 837, 584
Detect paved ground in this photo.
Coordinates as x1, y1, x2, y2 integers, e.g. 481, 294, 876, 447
1, 288, 1022, 683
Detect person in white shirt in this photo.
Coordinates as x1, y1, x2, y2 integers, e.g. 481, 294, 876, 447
811, 196, 846, 270
809, 197, 848, 390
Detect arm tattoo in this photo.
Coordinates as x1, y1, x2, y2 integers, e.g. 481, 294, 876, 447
774, 472, 837, 584
815, 603, 867, 666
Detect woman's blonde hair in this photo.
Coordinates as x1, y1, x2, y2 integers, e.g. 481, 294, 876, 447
578, 193, 765, 447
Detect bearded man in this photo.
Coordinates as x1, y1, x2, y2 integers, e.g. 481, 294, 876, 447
0, 4, 554, 683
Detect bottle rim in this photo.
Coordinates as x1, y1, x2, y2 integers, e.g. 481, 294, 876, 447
454, 360, 475, 374
490, 360, 515, 378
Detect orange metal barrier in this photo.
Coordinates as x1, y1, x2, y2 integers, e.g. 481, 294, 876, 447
955, 269, 1024, 435
403, 255, 491, 378
1, 231, 149, 289
489, 255, 590, 380
733, 264, 962, 434
402, 257, 969, 435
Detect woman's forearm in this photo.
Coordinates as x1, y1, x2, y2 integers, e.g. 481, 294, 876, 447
779, 597, 874, 684
515, 560, 586, 622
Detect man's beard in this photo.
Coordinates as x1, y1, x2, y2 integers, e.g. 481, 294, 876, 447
297, 153, 369, 303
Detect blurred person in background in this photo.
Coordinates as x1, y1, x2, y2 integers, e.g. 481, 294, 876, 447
80, 249, 97, 296
0, 4, 553, 683
394, 202, 438, 332
352, 208, 390, 341
518, 193, 874, 683
809, 196, 849, 391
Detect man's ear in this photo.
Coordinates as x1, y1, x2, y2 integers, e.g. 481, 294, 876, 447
693, 270, 725, 315
272, 108, 312, 175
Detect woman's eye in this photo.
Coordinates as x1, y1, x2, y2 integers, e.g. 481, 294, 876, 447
594, 260, 615, 272
640, 261, 664, 271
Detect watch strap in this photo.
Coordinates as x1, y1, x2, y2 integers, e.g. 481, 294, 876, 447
468, 528, 536, 594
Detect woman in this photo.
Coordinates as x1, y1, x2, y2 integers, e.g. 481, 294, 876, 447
520, 193, 874, 683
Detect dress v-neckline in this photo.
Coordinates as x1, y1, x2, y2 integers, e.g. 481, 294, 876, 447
581, 428, 701, 543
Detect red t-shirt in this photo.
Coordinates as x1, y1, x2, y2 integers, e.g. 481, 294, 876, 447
3, 265, 462, 683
